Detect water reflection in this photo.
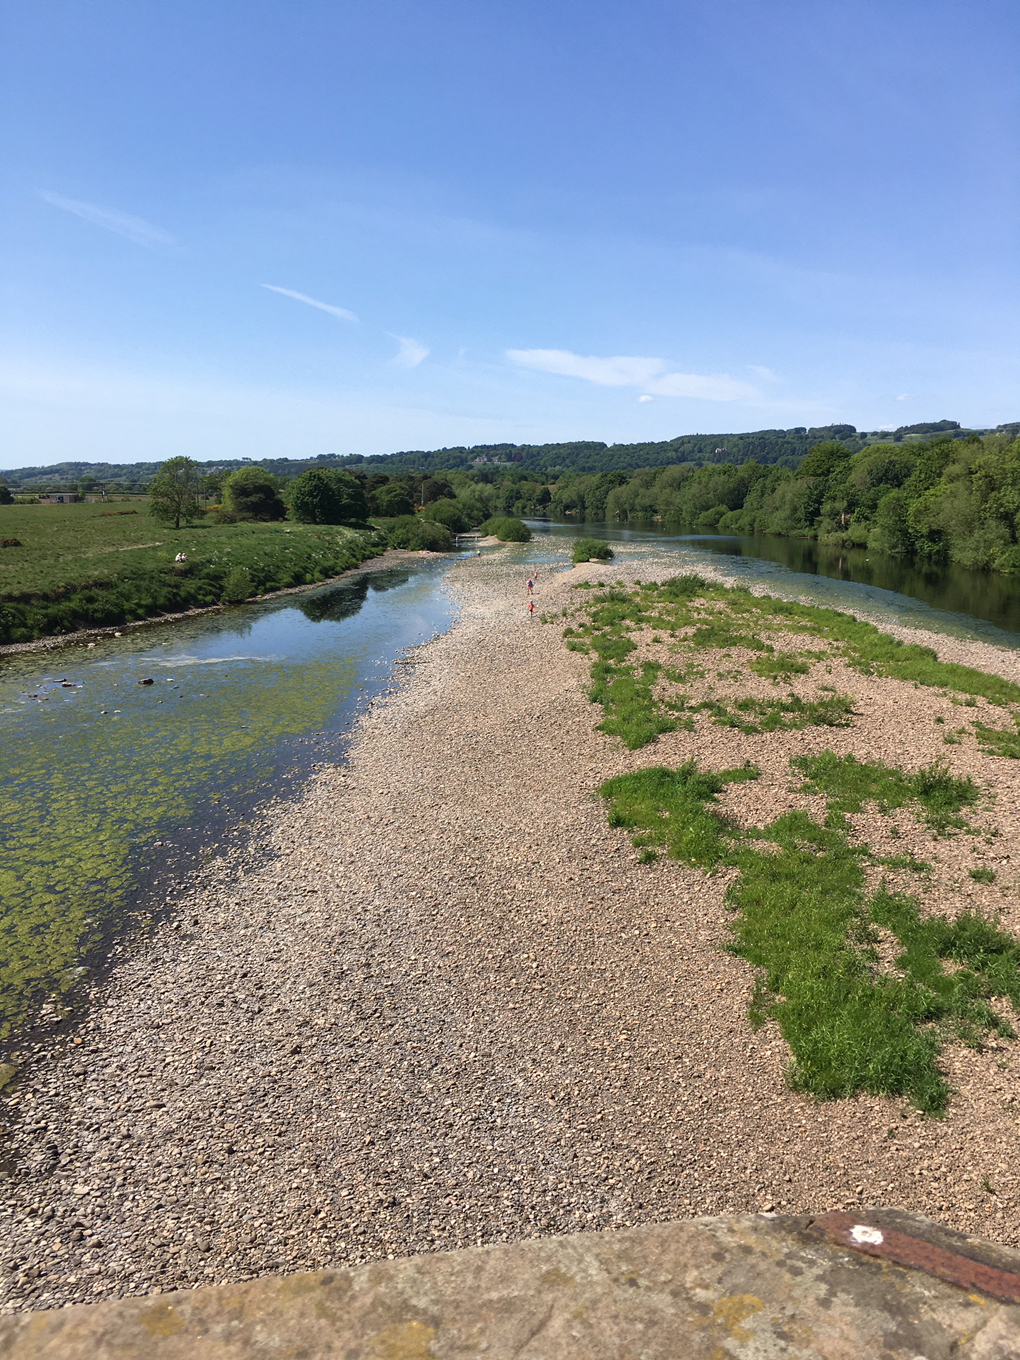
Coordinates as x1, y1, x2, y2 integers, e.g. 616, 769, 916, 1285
295, 569, 412, 623
692, 534, 1020, 636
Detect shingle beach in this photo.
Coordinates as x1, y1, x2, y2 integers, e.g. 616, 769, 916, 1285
3, 545, 1019, 1313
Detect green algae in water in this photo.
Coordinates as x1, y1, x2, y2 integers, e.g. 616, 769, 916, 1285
0, 649, 361, 1037
0, 568, 452, 1039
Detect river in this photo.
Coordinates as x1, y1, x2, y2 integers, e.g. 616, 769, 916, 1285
3, 525, 1020, 1048
0, 560, 459, 1047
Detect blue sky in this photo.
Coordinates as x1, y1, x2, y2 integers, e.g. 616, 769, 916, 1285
1, 0, 1017, 467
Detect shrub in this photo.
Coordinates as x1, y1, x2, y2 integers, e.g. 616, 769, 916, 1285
221, 567, 255, 604
386, 516, 454, 552
0, 484, 13, 505
482, 516, 532, 543
572, 537, 614, 563
421, 498, 470, 533
289, 469, 369, 526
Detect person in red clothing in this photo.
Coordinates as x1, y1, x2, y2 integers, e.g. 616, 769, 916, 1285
528, 599, 535, 617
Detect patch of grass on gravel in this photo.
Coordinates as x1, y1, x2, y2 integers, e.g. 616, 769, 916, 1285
703, 693, 855, 734
567, 578, 1020, 752
750, 650, 816, 679
589, 658, 680, 749
601, 761, 759, 866
599, 757, 1020, 1115
793, 752, 979, 835
974, 716, 1020, 759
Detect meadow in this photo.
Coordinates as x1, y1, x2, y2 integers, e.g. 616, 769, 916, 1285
0, 502, 385, 643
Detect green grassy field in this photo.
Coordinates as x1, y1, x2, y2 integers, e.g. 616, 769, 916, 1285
0, 502, 386, 643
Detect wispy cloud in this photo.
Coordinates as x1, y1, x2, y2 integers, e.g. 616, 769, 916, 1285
390, 335, 430, 368
638, 394, 654, 403
40, 191, 176, 248
261, 285, 358, 323
506, 348, 758, 402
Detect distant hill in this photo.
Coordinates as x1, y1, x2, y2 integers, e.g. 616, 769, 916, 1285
2, 421, 1012, 489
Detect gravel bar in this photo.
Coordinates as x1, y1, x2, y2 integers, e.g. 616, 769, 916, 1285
2, 545, 1019, 1313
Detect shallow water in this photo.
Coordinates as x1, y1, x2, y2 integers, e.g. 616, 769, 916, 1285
526, 520, 1020, 650
0, 562, 458, 1041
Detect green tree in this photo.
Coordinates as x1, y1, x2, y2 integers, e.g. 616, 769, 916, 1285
369, 482, 415, 517
201, 470, 227, 502
147, 456, 203, 529
0, 484, 13, 505
798, 441, 852, 479
289, 468, 369, 525
869, 489, 913, 555
222, 467, 287, 521
418, 476, 455, 506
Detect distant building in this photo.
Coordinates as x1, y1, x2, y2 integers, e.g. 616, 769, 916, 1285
39, 493, 82, 504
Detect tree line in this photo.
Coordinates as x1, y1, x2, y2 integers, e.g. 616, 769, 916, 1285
6, 419, 1012, 493
9, 421, 1020, 574
559, 430, 1020, 573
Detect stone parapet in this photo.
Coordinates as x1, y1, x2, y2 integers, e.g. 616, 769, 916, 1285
1, 1211, 1018, 1359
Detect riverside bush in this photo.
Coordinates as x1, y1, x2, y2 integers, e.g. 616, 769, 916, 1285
221, 567, 255, 603
482, 516, 532, 543
572, 537, 614, 562
385, 516, 454, 552
420, 498, 472, 533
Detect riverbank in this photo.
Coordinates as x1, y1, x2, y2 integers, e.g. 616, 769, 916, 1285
2, 543, 1019, 1313
0, 547, 430, 657
0, 506, 391, 646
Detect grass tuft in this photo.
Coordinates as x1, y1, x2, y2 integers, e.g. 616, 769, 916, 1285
793, 752, 979, 835
599, 753, 1019, 1115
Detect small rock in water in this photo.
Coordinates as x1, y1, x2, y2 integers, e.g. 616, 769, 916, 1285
139, 678, 155, 686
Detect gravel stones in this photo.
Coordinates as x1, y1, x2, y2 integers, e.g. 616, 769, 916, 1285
1, 547, 1019, 1316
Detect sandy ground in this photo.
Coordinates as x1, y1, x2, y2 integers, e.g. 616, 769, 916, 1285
2, 546, 1019, 1313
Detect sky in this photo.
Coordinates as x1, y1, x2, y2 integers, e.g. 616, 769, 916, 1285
1, 0, 1018, 468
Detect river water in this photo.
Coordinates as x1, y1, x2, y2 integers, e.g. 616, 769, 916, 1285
0, 562, 458, 1044
3, 525, 1020, 1046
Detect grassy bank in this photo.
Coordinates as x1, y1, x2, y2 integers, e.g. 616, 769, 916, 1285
0, 503, 387, 643
561, 575, 1020, 1114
